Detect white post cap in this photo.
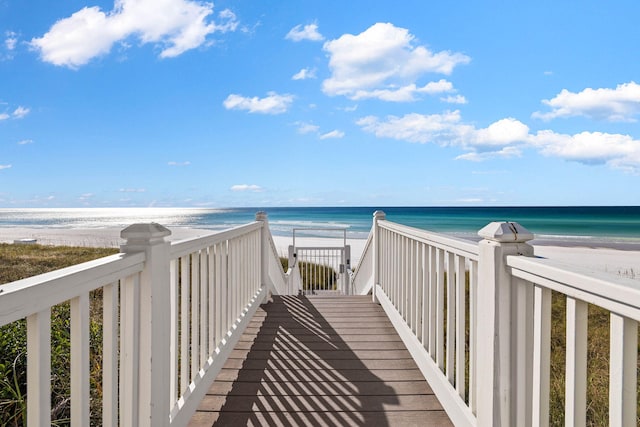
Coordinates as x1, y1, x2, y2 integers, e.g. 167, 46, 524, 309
373, 210, 386, 220
255, 211, 268, 221
121, 223, 171, 246
478, 221, 534, 243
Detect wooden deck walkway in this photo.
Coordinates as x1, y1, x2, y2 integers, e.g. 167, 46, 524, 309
188, 295, 452, 427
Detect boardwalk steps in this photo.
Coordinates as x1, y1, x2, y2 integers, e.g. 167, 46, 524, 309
189, 295, 453, 426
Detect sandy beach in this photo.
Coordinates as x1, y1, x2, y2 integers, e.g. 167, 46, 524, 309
1, 227, 638, 281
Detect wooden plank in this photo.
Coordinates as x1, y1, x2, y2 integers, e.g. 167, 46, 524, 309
190, 410, 452, 427
215, 368, 428, 382
189, 295, 452, 426
208, 379, 432, 396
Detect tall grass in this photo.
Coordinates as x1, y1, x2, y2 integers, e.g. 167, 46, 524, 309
0, 244, 117, 426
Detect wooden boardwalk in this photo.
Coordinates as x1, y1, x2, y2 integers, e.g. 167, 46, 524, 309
189, 295, 452, 427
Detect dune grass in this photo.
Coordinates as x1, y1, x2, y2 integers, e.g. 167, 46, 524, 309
0, 246, 637, 425
0, 244, 117, 426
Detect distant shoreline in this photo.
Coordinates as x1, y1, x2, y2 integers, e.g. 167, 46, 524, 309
0, 226, 639, 281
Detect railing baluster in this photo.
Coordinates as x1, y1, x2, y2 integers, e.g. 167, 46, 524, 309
169, 261, 179, 407
191, 252, 200, 376
436, 248, 445, 370
469, 259, 478, 414
103, 282, 119, 427
446, 251, 455, 384
199, 249, 207, 364
208, 245, 215, 354
180, 256, 190, 393
70, 292, 90, 426
532, 284, 552, 427
455, 255, 466, 399
428, 245, 437, 357
415, 242, 423, 340
513, 277, 533, 427
565, 297, 587, 427
609, 313, 638, 427
120, 274, 140, 426
26, 308, 51, 427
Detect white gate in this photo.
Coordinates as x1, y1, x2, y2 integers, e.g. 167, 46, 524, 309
288, 228, 351, 295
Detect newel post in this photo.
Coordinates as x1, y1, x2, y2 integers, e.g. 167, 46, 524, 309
255, 211, 271, 300
121, 223, 171, 427
476, 222, 533, 427
372, 210, 386, 303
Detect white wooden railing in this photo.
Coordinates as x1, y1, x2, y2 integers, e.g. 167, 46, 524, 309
2, 209, 639, 426
0, 212, 285, 426
357, 210, 640, 427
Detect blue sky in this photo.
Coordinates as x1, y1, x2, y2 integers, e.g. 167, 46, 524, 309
1, 0, 639, 207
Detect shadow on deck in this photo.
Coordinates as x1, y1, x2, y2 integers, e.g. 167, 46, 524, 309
189, 295, 452, 427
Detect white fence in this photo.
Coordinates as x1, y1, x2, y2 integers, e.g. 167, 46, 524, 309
2, 209, 639, 426
357, 210, 639, 427
0, 212, 286, 427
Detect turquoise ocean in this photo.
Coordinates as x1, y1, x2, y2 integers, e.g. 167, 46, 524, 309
1, 207, 639, 247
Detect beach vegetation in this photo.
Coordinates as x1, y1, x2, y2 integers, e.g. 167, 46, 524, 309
0, 244, 117, 426
0, 246, 637, 425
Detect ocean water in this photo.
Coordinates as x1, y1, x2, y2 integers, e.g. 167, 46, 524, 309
0, 206, 639, 245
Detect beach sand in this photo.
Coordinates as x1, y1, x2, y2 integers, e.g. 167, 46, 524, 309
1, 227, 638, 281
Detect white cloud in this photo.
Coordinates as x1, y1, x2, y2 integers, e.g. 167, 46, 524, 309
168, 161, 191, 166
30, 1, 238, 68
441, 94, 468, 104
358, 110, 640, 172
0, 113, 9, 121
0, 164, 11, 170
319, 130, 345, 140
18, 139, 34, 145
350, 80, 455, 102
223, 91, 293, 114
533, 81, 640, 122
295, 121, 320, 134
322, 23, 470, 101
531, 130, 640, 171
292, 67, 316, 80
12, 106, 29, 118
5, 31, 17, 50
285, 23, 323, 42
230, 184, 263, 192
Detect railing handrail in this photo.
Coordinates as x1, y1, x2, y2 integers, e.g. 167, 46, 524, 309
507, 255, 640, 321
170, 221, 262, 258
0, 252, 145, 326
350, 226, 374, 295
378, 220, 479, 260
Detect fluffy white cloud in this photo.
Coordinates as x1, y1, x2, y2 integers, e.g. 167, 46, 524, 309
323, 23, 470, 101
30, 0, 238, 68
230, 184, 263, 192
295, 121, 320, 134
0, 113, 8, 121
223, 92, 293, 114
18, 139, 34, 145
285, 23, 323, 42
531, 131, 640, 170
0, 164, 12, 170
319, 130, 345, 139
292, 67, 316, 80
357, 110, 473, 145
533, 81, 640, 122
358, 110, 640, 172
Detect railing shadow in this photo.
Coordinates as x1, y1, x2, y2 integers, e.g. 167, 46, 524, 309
210, 295, 400, 426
